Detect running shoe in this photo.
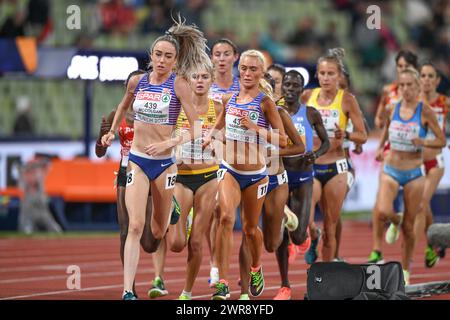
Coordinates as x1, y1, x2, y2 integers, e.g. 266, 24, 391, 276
170, 196, 181, 225
178, 293, 192, 300
367, 250, 385, 264
284, 205, 299, 232
209, 267, 219, 288
403, 269, 410, 286
148, 276, 168, 299
385, 212, 403, 244
212, 280, 230, 300
238, 294, 250, 300
305, 228, 321, 265
288, 243, 298, 265
249, 266, 265, 297
123, 291, 138, 300
186, 207, 194, 242
297, 229, 312, 255
333, 257, 346, 262
425, 245, 439, 268
273, 287, 291, 300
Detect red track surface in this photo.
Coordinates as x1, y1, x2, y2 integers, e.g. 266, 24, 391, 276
0, 221, 449, 300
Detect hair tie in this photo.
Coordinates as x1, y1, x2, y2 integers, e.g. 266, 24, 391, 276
165, 30, 173, 36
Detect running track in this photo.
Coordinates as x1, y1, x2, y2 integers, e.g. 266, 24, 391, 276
0, 221, 449, 300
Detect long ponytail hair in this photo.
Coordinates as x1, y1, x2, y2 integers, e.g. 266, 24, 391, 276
150, 14, 210, 79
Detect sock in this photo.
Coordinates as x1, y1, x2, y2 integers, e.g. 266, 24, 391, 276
210, 267, 218, 275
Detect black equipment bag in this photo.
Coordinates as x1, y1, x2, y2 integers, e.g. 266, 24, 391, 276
306, 261, 409, 300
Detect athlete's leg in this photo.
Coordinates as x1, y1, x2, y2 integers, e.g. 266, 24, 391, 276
183, 179, 217, 293
289, 181, 313, 245
216, 173, 241, 281
123, 162, 151, 293
402, 176, 425, 271
320, 173, 348, 261
262, 184, 289, 252
275, 228, 290, 287
152, 237, 167, 279
140, 195, 159, 253
166, 182, 193, 252
414, 167, 444, 244
149, 164, 178, 241
372, 173, 400, 252
309, 179, 322, 241
335, 217, 342, 259
240, 177, 268, 269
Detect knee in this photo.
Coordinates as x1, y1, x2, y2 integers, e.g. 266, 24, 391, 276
151, 225, 167, 240
375, 206, 389, 221
401, 221, 415, 239
170, 237, 186, 253
290, 227, 308, 246
140, 238, 159, 253
219, 210, 235, 230
243, 225, 258, 239
128, 220, 144, 237
188, 238, 202, 256
264, 237, 281, 253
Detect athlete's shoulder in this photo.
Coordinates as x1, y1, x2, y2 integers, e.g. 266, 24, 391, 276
301, 89, 313, 104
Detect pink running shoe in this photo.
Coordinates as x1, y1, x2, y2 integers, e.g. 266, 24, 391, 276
273, 287, 291, 300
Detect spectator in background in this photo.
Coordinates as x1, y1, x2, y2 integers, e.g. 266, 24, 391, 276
99, 0, 137, 35
13, 96, 34, 137
25, 0, 52, 43
141, 1, 170, 33
18, 157, 63, 234
174, 0, 208, 29
0, 0, 26, 38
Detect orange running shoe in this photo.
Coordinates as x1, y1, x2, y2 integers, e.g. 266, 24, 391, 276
288, 243, 298, 265
273, 287, 291, 300
297, 230, 311, 255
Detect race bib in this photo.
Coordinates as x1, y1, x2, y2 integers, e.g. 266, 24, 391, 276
217, 169, 227, 181
134, 90, 172, 124
225, 107, 260, 143
257, 181, 269, 199
165, 173, 177, 189
277, 171, 288, 185
389, 121, 420, 152
317, 109, 340, 138
336, 159, 348, 174
126, 169, 135, 187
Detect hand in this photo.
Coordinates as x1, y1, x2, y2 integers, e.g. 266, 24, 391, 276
334, 123, 344, 140
100, 116, 111, 136
301, 151, 317, 165
144, 140, 174, 156
352, 144, 363, 155
375, 115, 385, 129
101, 132, 115, 147
241, 117, 258, 131
412, 138, 424, 147
375, 147, 384, 162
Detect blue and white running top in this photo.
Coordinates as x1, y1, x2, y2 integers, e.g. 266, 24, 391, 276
283, 104, 314, 157
388, 101, 427, 152
225, 92, 269, 144
209, 75, 240, 102
133, 73, 181, 125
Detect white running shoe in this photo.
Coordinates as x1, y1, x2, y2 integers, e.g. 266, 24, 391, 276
284, 205, 299, 232
385, 212, 403, 244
